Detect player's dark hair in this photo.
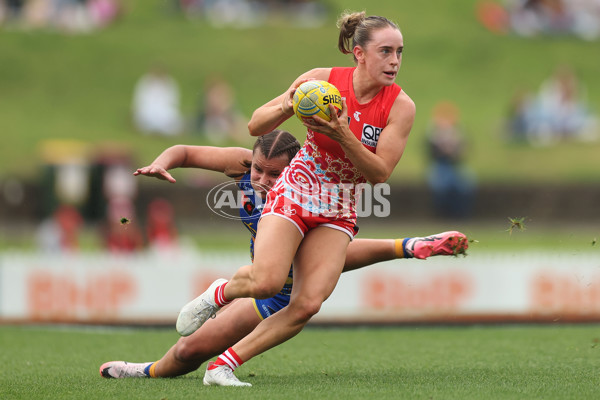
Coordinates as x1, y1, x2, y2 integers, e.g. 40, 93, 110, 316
230, 130, 301, 177
337, 11, 400, 62
255, 129, 301, 161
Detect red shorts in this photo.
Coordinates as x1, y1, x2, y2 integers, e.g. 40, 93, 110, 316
261, 191, 358, 240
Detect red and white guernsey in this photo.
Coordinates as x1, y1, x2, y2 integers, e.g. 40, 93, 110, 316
269, 67, 402, 225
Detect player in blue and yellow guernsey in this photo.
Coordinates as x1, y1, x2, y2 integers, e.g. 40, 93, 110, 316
237, 172, 294, 319
100, 130, 468, 379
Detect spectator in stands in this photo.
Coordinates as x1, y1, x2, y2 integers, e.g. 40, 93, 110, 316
132, 65, 183, 136
102, 198, 144, 253
175, 0, 328, 28
36, 204, 83, 252
145, 198, 178, 251
425, 102, 476, 219
88, 0, 121, 28
506, 65, 598, 145
505, 87, 537, 142
477, 0, 600, 40
194, 75, 247, 143
0, 0, 25, 26
535, 65, 596, 142
101, 154, 144, 252
1, 0, 121, 32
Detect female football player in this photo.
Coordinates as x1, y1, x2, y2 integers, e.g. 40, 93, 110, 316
176, 12, 422, 386
173, 11, 466, 385
100, 130, 467, 379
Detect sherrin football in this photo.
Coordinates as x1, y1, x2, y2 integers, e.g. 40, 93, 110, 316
292, 80, 342, 123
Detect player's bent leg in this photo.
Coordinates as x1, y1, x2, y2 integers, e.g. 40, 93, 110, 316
176, 278, 229, 336
282, 228, 349, 323
233, 226, 349, 363
225, 215, 303, 300
201, 297, 320, 387
343, 238, 396, 271
160, 299, 262, 377
406, 231, 468, 259
342, 231, 469, 272
100, 299, 263, 379
203, 228, 348, 387
176, 216, 301, 337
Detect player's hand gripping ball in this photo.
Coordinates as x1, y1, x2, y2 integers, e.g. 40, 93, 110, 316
293, 80, 342, 124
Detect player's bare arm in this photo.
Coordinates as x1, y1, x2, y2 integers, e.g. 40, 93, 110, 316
247, 68, 332, 136
134, 146, 252, 183
305, 91, 415, 184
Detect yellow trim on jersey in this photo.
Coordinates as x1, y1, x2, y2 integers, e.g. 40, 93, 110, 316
243, 221, 257, 237
252, 299, 265, 320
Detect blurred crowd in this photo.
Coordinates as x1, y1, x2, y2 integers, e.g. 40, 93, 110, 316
0, 0, 328, 31
35, 141, 181, 254
505, 65, 598, 145
173, 0, 328, 28
477, 0, 600, 40
425, 102, 477, 220
132, 65, 248, 143
0, 0, 121, 33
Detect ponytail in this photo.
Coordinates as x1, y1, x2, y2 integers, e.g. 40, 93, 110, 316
336, 11, 400, 62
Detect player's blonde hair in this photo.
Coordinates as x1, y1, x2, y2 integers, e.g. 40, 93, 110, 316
337, 11, 400, 62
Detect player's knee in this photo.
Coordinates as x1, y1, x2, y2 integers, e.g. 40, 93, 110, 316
251, 280, 281, 299
173, 340, 207, 364
290, 299, 322, 322
248, 267, 286, 299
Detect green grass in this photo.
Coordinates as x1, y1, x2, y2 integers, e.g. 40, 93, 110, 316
183, 219, 600, 254
1, 218, 598, 253
1, 324, 599, 399
357, 220, 600, 253
1, 0, 599, 183
166, 221, 600, 257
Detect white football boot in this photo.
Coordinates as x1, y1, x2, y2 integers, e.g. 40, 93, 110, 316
203, 362, 252, 387
176, 278, 228, 336
99, 361, 152, 378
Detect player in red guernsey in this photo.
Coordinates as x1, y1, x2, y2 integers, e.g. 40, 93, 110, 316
175, 11, 431, 387
263, 65, 403, 233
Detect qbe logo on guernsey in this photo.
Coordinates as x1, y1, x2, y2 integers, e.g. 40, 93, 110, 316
361, 123, 382, 147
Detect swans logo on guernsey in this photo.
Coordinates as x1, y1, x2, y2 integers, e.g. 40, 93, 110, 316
361, 123, 382, 147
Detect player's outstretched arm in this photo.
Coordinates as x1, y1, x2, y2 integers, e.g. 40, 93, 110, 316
134, 145, 252, 182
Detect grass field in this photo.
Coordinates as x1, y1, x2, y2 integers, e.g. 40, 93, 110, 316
1, 217, 598, 253
180, 219, 600, 253
1, 0, 599, 183
1, 324, 599, 399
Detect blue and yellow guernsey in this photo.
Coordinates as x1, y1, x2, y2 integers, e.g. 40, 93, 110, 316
237, 173, 293, 319
237, 173, 262, 260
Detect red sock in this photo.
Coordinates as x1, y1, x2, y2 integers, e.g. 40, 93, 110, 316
214, 282, 231, 307
208, 347, 244, 371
